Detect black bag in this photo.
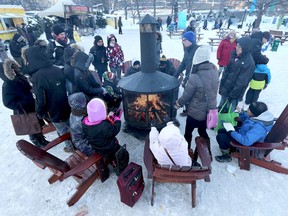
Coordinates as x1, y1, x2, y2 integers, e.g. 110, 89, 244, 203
113, 144, 129, 176
10, 111, 42, 135
117, 162, 145, 207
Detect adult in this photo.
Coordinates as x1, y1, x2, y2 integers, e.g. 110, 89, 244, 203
158, 55, 176, 76
155, 32, 163, 67
8, 33, 26, 66
23, 40, 73, 152
0, 59, 49, 147
89, 35, 108, 81
175, 45, 218, 159
227, 17, 233, 29
118, 17, 123, 34
47, 24, 71, 67
203, 19, 208, 30
173, 31, 199, 88
216, 30, 237, 76
157, 17, 163, 31
215, 102, 274, 162
125, 59, 141, 77
106, 34, 124, 80
249, 31, 270, 65
26, 25, 37, 47
72, 51, 107, 100
68, 92, 95, 156
185, 17, 197, 35
0, 39, 8, 62
218, 37, 255, 112
166, 16, 172, 28
149, 121, 192, 167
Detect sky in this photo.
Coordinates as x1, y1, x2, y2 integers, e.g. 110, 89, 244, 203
0, 15, 287, 216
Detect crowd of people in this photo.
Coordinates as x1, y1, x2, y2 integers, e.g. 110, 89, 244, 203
0, 16, 277, 172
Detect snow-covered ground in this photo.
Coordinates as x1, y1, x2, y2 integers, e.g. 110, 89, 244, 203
0, 17, 287, 216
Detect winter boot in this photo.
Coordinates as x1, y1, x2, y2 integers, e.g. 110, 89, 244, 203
63, 140, 75, 153
29, 133, 49, 147
215, 149, 232, 163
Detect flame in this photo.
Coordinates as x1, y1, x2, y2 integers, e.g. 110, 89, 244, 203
134, 94, 162, 111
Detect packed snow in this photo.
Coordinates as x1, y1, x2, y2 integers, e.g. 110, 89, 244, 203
0, 16, 287, 216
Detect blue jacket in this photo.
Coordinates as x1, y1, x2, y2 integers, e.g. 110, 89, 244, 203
230, 110, 274, 146
249, 64, 271, 90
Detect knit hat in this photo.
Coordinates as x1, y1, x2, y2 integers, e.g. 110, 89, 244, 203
249, 102, 268, 117
87, 98, 107, 123
159, 55, 168, 66
262, 31, 271, 41
182, 31, 195, 43
102, 71, 116, 82
94, 35, 103, 45
52, 24, 65, 36
193, 45, 211, 65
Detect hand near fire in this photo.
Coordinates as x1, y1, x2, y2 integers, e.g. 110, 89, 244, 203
174, 101, 181, 110
114, 108, 122, 121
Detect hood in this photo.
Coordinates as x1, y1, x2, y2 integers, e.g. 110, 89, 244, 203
25, 45, 53, 72
236, 37, 251, 54
250, 31, 263, 42
73, 52, 94, 71
86, 98, 107, 123
251, 110, 274, 126
107, 34, 117, 46
1, 59, 21, 81
158, 122, 184, 150
68, 92, 87, 110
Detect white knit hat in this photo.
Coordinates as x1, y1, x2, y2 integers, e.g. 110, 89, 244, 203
193, 45, 211, 65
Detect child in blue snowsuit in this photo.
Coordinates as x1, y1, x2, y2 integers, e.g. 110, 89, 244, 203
245, 64, 271, 105
215, 101, 274, 162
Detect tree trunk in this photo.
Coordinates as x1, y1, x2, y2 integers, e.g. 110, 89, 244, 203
153, 0, 156, 18
135, 0, 141, 22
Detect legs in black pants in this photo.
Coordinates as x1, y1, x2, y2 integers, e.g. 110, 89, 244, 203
245, 88, 262, 105
216, 129, 233, 150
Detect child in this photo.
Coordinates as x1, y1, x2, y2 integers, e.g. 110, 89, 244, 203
215, 101, 274, 162
245, 64, 271, 105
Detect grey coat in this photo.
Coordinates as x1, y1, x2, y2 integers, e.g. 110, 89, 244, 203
178, 62, 218, 121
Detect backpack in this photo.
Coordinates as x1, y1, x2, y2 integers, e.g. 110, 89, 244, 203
113, 144, 129, 176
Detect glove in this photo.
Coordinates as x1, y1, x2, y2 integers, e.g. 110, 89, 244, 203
174, 101, 181, 110
151, 119, 157, 127
114, 108, 122, 121
101, 87, 108, 95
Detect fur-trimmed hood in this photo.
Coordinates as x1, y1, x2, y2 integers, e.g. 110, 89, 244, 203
0, 59, 21, 81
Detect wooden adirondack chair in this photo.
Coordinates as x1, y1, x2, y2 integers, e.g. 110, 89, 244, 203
230, 105, 288, 174
144, 136, 212, 208
122, 60, 132, 74
16, 132, 108, 207
168, 58, 181, 71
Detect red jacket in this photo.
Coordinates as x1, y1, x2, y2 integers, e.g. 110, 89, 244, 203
217, 37, 236, 67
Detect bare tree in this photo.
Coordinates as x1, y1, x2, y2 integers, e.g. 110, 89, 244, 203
247, 0, 287, 28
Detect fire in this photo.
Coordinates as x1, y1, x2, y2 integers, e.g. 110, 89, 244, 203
134, 94, 162, 111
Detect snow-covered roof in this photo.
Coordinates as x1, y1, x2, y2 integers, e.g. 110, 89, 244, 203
37, 0, 75, 18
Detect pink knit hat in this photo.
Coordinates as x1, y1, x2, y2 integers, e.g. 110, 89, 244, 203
87, 98, 107, 123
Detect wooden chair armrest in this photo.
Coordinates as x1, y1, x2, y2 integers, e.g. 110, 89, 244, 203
61, 153, 102, 180
195, 136, 212, 168
230, 139, 287, 150
144, 136, 154, 179
42, 132, 71, 151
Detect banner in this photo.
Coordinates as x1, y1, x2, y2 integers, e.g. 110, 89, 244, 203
64, 5, 91, 18
250, 0, 257, 14
177, 11, 187, 30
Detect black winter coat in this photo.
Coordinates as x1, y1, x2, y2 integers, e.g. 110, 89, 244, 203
63, 47, 76, 84
0, 61, 35, 114
158, 60, 176, 76
82, 119, 121, 156
89, 45, 108, 73
9, 35, 26, 58
219, 37, 255, 100
73, 52, 104, 99
47, 38, 70, 66
250, 31, 269, 64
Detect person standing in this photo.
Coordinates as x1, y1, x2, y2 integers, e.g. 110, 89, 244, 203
0, 39, 8, 62
174, 45, 218, 160
106, 34, 124, 80
166, 15, 172, 28
185, 17, 197, 35
8, 33, 26, 66
89, 35, 108, 81
249, 31, 270, 65
155, 32, 163, 67
0, 59, 49, 147
218, 37, 255, 112
118, 17, 123, 34
216, 30, 237, 76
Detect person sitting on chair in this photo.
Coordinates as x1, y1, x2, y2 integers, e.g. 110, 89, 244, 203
149, 120, 192, 167
124, 58, 141, 77
215, 101, 274, 162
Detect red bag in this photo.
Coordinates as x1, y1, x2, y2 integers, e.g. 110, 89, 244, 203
117, 162, 145, 207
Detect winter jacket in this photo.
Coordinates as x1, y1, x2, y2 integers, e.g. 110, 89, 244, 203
89, 44, 108, 74
249, 64, 271, 90
230, 110, 274, 146
158, 60, 176, 76
106, 40, 124, 68
250, 31, 269, 64
82, 117, 121, 156
217, 36, 237, 67
149, 122, 192, 167
9, 34, 26, 58
125, 59, 141, 77
47, 38, 70, 66
174, 43, 199, 85
219, 37, 255, 100
178, 62, 218, 121
63, 47, 77, 84
0, 60, 35, 114
72, 51, 104, 99
25, 45, 70, 122
68, 92, 94, 156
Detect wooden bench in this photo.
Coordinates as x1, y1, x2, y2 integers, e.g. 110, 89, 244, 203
144, 136, 212, 208
167, 29, 184, 38
231, 105, 288, 174
16, 132, 109, 206
269, 30, 288, 45
208, 38, 222, 51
